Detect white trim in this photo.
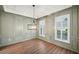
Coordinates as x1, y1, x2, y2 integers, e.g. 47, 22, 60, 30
55, 14, 70, 43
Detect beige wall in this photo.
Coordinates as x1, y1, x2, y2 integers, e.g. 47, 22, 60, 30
0, 11, 36, 47
37, 6, 79, 53
77, 6, 79, 51
0, 11, 1, 44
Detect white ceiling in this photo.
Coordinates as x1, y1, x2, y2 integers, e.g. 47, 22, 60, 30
3, 5, 72, 19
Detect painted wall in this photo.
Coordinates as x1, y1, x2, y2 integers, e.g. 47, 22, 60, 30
37, 6, 79, 53
0, 11, 36, 47
0, 11, 1, 44
77, 6, 79, 51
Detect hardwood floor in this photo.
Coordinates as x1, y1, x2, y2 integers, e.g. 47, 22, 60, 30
0, 38, 77, 54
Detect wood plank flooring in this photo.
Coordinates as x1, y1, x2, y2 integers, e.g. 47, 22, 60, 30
0, 38, 77, 54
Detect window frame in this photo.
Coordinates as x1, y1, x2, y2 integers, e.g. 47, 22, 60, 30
39, 19, 45, 37
55, 14, 70, 43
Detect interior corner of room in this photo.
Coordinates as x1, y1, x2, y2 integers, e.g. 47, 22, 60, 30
0, 5, 79, 54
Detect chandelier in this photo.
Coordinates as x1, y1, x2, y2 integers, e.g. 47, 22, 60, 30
27, 5, 36, 30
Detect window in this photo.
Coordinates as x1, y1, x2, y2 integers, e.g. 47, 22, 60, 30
55, 14, 70, 43
39, 19, 45, 37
